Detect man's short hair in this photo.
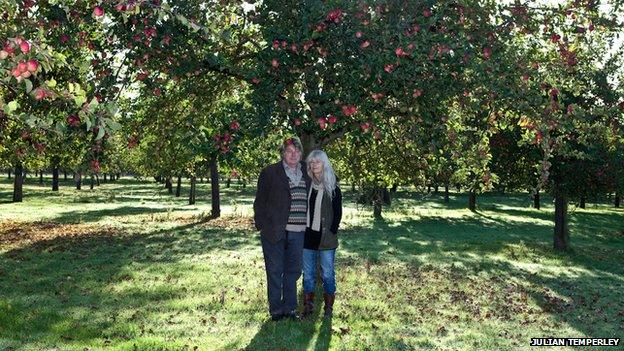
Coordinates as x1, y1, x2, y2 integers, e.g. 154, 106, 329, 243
280, 136, 303, 155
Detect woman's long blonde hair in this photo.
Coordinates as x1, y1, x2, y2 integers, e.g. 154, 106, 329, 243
306, 150, 337, 199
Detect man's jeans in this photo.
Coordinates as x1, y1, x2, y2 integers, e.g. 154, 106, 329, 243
302, 248, 336, 295
261, 231, 304, 315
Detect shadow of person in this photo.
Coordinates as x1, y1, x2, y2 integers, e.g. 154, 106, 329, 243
313, 314, 332, 351
244, 290, 327, 350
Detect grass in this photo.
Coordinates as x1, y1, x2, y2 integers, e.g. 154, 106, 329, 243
0, 176, 623, 350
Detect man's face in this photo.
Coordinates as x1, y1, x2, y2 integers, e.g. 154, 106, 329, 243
283, 144, 302, 168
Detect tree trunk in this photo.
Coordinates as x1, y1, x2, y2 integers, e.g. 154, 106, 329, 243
242, 178, 247, 189
300, 132, 322, 158
456, 184, 461, 193
75, 171, 82, 190
444, 184, 449, 204
579, 196, 586, 209
63, 170, 67, 180
427, 185, 431, 193
103, 173, 107, 182
39, 170, 43, 185
165, 176, 173, 194
533, 191, 540, 210
351, 183, 355, 192
175, 176, 182, 197
226, 177, 231, 188
189, 176, 197, 205
434, 185, 439, 194
90, 175, 95, 190
52, 165, 59, 191
615, 193, 621, 208
210, 158, 221, 218
7, 169, 11, 179
13, 163, 23, 202
372, 186, 383, 219
468, 191, 477, 211
200, 177, 203, 183
390, 184, 398, 193
554, 193, 569, 251
96, 174, 100, 186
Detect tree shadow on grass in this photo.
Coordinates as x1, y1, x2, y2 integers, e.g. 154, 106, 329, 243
243, 291, 330, 351
0, 219, 259, 349
337, 208, 624, 344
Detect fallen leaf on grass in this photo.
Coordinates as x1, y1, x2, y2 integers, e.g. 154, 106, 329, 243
0, 221, 121, 251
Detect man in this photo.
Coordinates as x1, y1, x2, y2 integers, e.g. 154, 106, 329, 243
254, 137, 310, 321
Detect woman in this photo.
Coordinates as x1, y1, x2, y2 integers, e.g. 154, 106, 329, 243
302, 150, 342, 318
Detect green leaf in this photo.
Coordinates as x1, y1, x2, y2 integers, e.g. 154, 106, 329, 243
55, 121, 66, 133
96, 126, 106, 140
106, 118, 122, 132
106, 102, 119, 116
74, 95, 87, 107
177, 14, 189, 27
84, 113, 92, 131
5, 101, 19, 114
24, 79, 33, 93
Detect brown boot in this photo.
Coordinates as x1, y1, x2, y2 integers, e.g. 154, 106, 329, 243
302, 292, 315, 318
323, 293, 335, 318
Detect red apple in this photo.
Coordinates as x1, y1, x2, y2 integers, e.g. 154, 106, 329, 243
423, 8, 432, 18
19, 40, 30, 54
412, 89, 423, 97
93, 6, 104, 17
318, 117, 327, 130
0, 50, 7, 60
294, 118, 301, 126
250, 77, 260, 84
11, 67, 21, 78
328, 115, 337, 124
482, 47, 492, 59
21, 70, 31, 78
67, 115, 80, 127
341, 105, 357, 116
17, 61, 27, 72
26, 59, 39, 72
33, 88, 46, 100
230, 121, 240, 130
271, 58, 279, 68
360, 40, 370, 48
327, 8, 343, 23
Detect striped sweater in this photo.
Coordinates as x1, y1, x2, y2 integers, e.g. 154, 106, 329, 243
285, 178, 307, 232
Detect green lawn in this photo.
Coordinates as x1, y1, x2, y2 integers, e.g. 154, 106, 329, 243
0, 177, 623, 350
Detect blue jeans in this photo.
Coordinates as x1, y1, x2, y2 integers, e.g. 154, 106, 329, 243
302, 248, 336, 295
261, 231, 304, 315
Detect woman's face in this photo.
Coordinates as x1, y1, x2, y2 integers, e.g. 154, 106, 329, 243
309, 158, 323, 179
